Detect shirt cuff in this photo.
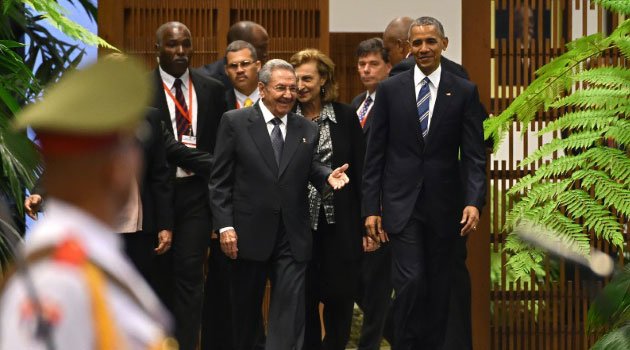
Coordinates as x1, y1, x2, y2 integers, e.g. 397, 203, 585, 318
219, 227, 235, 233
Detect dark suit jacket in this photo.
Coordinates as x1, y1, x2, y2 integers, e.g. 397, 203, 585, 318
141, 108, 174, 233
225, 89, 237, 111
209, 103, 331, 262
295, 102, 365, 261
150, 68, 227, 179
198, 57, 232, 91
362, 68, 486, 236
350, 92, 374, 135
390, 56, 469, 80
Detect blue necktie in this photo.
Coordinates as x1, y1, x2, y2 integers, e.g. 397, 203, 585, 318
270, 118, 284, 165
416, 77, 431, 139
358, 95, 373, 123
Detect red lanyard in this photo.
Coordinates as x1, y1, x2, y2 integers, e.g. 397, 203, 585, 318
162, 78, 193, 124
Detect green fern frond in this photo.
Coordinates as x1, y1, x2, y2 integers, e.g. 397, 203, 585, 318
520, 131, 602, 167
572, 169, 630, 217
597, 0, 630, 15
507, 154, 589, 196
605, 119, 630, 147
587, 147, 630, 183
504, 233, 546, 280
537, 110, 618, 135
487, 32, 612, 153
557, 189, 623, 247
505, 180, 572, 230
551, 88, 630, 109
572, 66, 630, 88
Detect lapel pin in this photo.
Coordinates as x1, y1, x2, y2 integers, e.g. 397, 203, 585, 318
446, 92, 452, 96
302, 138, 307, 143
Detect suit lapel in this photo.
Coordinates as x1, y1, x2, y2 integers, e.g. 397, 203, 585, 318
402, 69, 425, 148
152, 70, 173, 136
278, 113, 302, 178
424, 70, 453, 148
248, 104, 279, 176
190, 70, 208, 141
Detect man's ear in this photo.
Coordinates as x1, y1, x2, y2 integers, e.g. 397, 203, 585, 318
442, 37, 449, 51
401, 40, 411, 56
258, 82, 265, 98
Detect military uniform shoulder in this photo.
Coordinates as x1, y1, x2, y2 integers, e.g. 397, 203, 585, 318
0, 256, 93, 350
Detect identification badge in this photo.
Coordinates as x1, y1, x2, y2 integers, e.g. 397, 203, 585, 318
182, 135, 197, 148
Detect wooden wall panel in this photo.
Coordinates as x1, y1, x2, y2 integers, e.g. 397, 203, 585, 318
463, 0, 621, 349
98, 0, 329, 69
329, 32, 381, 104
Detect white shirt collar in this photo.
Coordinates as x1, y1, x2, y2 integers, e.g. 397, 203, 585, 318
234, 88, 260, 106
259, 99, 288, 125
367, 90, 376, 101
158, 65, 190, 90
414, 63, 442, 89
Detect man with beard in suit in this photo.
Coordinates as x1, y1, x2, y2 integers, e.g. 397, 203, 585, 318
198, 21, 269, 90
349, 37, 395, 350
150, 21, 226, 350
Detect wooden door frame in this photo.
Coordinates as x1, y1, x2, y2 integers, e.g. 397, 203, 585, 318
462, 0, 492, 349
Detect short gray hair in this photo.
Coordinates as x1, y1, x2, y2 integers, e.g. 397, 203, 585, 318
408, 16, 445, 39
225, 40, 258, 61
258, 59, 296, 85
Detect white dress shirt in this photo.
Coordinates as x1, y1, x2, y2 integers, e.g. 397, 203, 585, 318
234, 88, 260, 109
219, 101, 287, 234
356, 90, 377, 119
414, 63, 442, 130
259, 100, 287, 140
159, 66, 199, 177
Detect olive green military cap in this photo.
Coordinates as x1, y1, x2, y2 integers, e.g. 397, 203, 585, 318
14, 58, 151, 134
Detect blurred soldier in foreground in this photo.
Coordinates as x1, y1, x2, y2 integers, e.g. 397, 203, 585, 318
0, 59, 173, 350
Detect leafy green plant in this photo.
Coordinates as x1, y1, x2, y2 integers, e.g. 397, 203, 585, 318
485, 0, 630, 280
588, 266, 630, 349
0, 0, 115, 269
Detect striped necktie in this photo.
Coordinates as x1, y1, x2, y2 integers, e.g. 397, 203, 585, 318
173, 78, 191, 141
416, 77, 431, 139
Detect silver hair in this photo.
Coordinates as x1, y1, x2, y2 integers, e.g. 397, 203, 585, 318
408, 16, 445, 39
225, 40, 258, 61
258, 59, 296, 85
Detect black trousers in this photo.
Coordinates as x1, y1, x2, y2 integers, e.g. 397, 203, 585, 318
230, 222, 307, 350
201, 238, 233, 350
122, 231, 156, 286
155, 176, 212, 350
304, 214, 359, 350
389, 195, 456, 350
443, 235, 473, 350
355, 242, 393, 350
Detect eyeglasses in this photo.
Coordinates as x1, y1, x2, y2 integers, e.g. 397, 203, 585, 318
226, 60, 254, 70
269, 85, 298, 94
